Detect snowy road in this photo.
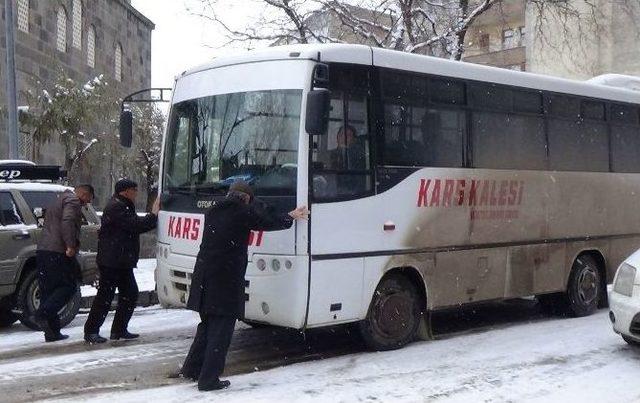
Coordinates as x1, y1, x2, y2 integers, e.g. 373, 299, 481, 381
1, 301, 639, 402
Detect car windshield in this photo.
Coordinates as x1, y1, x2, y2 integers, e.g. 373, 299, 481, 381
163, 89, 302, 197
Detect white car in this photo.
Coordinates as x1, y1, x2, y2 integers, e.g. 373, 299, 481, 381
609, 250, 640, 347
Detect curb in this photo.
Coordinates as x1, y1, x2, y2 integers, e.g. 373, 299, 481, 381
80, 290, 158, 310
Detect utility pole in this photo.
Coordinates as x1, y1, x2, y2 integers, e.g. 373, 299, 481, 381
4, 0, 19, 159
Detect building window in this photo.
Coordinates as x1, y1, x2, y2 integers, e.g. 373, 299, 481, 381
115, 43, 123, 82
87, 26, 95, 67
17, 0, 29, 33
56, 6, 67, 52
479, 33, 490, 50
502, 28, 517, 49
72, 0, 82, 49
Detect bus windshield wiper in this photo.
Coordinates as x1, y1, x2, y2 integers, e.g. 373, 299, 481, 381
167, 186, 195, 195
193, 182, 229, 195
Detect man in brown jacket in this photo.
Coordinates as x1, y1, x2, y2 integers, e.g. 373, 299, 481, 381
35, 184, 94, 342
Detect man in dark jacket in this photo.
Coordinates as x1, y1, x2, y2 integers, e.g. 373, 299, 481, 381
36, 184, 94, 342
84, 179, 159, 343
179, 181, 308, 391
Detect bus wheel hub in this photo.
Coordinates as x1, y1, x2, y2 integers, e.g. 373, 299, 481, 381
374, 293, 412, 337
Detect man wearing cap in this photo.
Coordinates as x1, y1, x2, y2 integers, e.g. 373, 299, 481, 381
178, 180, 308, 391
84, 179, 159, 344
36, 184, 95, 342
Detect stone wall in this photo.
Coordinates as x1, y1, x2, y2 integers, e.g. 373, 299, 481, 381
0, 0, 154, 208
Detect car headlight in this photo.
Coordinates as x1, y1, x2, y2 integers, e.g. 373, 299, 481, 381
614, 263, 637, 297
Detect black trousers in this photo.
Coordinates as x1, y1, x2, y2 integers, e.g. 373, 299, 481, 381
36, 250, 78, 334
84, 266, 138, 335
182, 313, 236, 386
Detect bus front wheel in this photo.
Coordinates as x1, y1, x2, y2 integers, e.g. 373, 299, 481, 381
359, 274, 421, 351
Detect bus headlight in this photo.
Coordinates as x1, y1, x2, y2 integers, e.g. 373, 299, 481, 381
285, 260, 293, 270
256, 259, 266, 271
271, 259, 281, 272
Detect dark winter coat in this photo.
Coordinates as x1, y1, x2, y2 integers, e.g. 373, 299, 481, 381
186, 195, 293, 318
97, 194, 157, 270
38, 190, 83, 254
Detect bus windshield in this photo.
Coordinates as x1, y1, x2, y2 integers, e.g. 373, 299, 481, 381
163, 89, 302, 196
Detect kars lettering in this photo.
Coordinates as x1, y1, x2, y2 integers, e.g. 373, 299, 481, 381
167, 216, 201, 240
417, 179, 524, 208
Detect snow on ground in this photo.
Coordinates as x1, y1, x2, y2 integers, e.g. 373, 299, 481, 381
0, 306, 198, 355
81, 259, 156, 297
48, 311, 640, 403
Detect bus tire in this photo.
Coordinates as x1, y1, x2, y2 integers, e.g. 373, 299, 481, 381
622, 335, 640, 347
564, 254, 602, 317
358, 274, 421, 351
16, 269, 81, 330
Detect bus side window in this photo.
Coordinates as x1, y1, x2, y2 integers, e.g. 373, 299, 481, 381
610, 104, 640, 173
380, 71, 464, 169
312, 64, 373, 201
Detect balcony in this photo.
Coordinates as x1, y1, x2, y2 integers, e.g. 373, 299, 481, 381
463, 46, 526, 70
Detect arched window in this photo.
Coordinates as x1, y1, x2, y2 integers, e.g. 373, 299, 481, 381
56, 6, 67, 52
17, 0, 29, 33
87, 26, 96, 67
114, 43, 122, 82
72, 0, 82, 49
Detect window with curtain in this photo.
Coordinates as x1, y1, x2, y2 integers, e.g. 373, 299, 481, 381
72, 0, 82, 49
17, 0, 29, 33
114, 43, 122, 81
56, 6, 67, 52
87, 26, 96, 67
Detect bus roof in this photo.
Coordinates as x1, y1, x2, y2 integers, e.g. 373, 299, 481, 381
182, 44, 640, 105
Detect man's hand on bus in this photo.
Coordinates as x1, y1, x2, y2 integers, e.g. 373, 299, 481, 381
151, 198, 160, 215
65, 247, 76, 258
289, 206, 309, 220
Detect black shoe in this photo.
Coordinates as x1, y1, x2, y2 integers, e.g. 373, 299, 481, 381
45, 333, 69, 343
84, 333, 108, 344
198, 379, 230, 391
110, 330, 139, 340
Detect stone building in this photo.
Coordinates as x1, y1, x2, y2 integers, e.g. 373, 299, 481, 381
0, 0, 154, 207
463, 0, 640, 80
463, 0, 527, 71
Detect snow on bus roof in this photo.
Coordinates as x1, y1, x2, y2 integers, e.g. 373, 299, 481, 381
181, 44, 640, 106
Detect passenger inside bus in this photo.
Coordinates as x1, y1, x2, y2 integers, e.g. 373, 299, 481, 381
313, 125, 370, 199
328, 125, 367, 171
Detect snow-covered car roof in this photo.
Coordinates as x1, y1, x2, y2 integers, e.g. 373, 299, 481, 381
181, 44, 640, 106
0, 182, 72, 192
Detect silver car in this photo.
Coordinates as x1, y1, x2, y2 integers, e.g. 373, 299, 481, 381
0, 182, 99, 329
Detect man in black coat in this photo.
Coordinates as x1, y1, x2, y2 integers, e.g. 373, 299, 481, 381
84, 179, 159, 344
179, 181, 308, 391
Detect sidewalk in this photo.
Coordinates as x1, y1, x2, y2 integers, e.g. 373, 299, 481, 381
80, 259, 158, 309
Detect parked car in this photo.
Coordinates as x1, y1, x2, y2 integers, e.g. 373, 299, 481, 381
608, 250, 640, 347
0, 164, 99, 330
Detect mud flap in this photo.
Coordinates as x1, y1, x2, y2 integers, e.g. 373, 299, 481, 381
416, 310, 434, 341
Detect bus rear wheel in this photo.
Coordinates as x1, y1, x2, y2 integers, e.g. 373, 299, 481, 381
564, 254, 602, 317
359, 274, 421, 351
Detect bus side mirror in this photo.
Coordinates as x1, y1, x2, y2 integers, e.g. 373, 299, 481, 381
305, 89, 330, 136
119, 109, 133, 148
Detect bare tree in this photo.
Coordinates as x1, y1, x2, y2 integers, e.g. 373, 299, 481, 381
191, 0, 638, 62
131, 104, 165, 211
190, 0, 500, 59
